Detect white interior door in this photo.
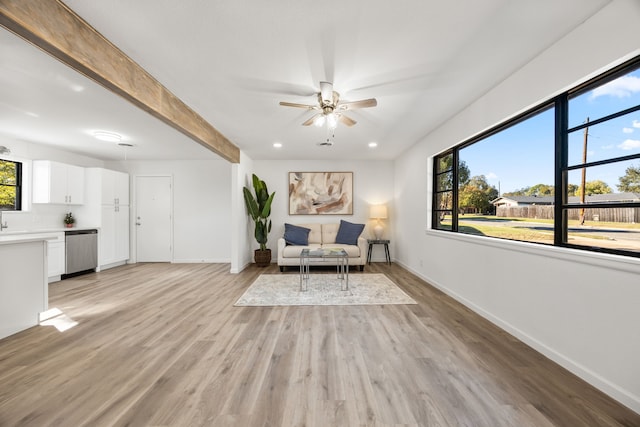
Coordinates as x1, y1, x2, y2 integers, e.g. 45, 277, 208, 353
136, 176, 172, 262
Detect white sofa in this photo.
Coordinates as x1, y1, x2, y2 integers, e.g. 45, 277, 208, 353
277, 223, 367, 271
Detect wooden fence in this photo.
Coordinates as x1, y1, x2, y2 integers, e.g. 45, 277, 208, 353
496, 205, 640, 223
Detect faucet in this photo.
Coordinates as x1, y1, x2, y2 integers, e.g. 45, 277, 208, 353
0, 210, 7, 231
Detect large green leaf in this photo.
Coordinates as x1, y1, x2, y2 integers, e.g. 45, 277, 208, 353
243, 174, 275, 251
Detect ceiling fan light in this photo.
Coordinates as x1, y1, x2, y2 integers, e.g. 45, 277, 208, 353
313, 115, 326, 127
326, 113, 337, 129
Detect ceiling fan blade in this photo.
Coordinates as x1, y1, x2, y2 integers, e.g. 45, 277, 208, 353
279, 101, 318, 110
302, 113, 321, 126
319, 81, 333, 104
338, 98, 377, 110
338, 114, 357, 127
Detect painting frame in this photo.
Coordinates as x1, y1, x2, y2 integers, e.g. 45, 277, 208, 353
288, 171, 353, 215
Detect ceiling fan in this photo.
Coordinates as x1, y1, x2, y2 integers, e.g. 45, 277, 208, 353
279, 81, 377, 128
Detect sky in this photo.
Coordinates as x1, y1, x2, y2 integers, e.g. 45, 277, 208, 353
459, 67, 640, 194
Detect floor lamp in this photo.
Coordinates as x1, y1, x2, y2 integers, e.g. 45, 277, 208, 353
369, 204, 388, 240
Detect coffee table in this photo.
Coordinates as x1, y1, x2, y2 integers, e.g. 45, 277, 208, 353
299, 248, 349, 291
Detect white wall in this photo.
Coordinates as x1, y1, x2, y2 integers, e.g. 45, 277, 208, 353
394, 0, 640, 413
231, 151, 254, 273
253, 159, 394, 261
110, 159, 232, 263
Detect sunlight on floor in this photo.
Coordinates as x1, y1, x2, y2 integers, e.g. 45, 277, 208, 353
39, 307, 78, 332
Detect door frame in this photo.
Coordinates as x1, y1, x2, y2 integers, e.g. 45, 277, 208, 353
131, 174, 174, 264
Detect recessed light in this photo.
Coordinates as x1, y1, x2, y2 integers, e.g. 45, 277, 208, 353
273, 142, 282, 148
368, 142, 378, 148
93, 131, 122, 142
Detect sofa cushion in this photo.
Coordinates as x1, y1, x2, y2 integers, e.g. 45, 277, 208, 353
335, 220, 365, 245
297, 223, 322, 244
321, 223, 339, 244
284, 223, 311, 245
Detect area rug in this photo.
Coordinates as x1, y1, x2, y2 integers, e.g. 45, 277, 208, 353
234, 273, 417, 306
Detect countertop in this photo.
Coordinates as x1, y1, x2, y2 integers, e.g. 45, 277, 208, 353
0, 227, 99, 244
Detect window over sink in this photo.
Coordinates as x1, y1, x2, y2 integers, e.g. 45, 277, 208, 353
0, 159, 22, 211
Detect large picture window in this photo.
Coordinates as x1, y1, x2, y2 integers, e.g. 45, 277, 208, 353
0, 159, 22, 211
433, 56, 640, 257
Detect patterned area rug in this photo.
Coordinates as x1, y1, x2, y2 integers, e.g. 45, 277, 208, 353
234, 273, 417, 306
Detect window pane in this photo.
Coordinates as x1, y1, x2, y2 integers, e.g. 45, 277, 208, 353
568, 110, 640, 166
460, 107, 554, 201
564, 208, 640, 253
435, 191, 453, 210
567, 159, 640, 199
457, 107, 554, 240
436, 171, 453, 191
0, 160, 17, 185
569, 67, 640, 129
434, 212, 452, 230
0, 187, 17, 210
435, 153, 453, 173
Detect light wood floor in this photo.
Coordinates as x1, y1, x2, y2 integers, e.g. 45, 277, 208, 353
0, 262, 637, 426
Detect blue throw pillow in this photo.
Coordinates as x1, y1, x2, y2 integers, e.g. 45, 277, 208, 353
335, 220, 365, 245
284, 223, 311, 246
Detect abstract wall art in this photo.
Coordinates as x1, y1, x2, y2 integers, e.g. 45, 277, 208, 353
288, 172, 353, 215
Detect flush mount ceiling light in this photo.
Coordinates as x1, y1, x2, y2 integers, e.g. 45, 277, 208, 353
93, 131, 121, 142
273, 142, 283, 148
368, 142, 378, 148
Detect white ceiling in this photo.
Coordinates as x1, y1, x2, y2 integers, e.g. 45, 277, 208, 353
0, 0, 611, 162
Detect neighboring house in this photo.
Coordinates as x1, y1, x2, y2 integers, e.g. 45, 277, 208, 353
491, 195, 554, 207
492, 193, 640, 207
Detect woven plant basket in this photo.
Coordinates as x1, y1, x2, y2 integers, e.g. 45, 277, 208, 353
254, 249, 272, 267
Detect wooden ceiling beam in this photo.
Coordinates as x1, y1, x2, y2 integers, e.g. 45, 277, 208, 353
0, 0, 240, 163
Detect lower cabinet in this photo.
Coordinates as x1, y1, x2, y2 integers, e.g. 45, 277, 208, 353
47, 233, 65, 282
100, 204, 129, 268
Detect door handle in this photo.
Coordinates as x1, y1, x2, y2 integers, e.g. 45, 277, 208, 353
136, 222, 141, 226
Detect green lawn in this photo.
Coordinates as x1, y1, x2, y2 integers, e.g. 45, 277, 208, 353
439, 214, 639, 244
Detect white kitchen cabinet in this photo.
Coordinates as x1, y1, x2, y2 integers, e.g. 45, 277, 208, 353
99, 204, 130, 267
100, 169, 129, 205
84, 167, 130, 269
32, 160, 85, 205
47, 233, 66, 281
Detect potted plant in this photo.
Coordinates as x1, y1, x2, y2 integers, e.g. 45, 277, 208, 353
243, 174, 275, 266
64, 212, 75, 228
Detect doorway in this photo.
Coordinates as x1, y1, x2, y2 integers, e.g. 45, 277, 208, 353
135, 175, 172, 262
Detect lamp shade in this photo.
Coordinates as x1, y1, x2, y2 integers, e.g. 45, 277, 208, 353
369, 204, 388, 219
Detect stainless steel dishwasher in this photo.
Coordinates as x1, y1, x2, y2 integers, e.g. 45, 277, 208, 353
65, 229, 98, 277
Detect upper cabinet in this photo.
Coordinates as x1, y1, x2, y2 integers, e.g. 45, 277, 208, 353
100, 169, 129, 206
32, 160, 85, 205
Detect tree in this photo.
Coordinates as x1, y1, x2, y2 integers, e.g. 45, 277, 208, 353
435, 156, 470, 216
458, 160, 470, 187
567, 183, 580, 196
525, 183, 554, 197
0, 160, 17, 210
617, 164, 640, 193
583, 180, 612, 195
459, 175, 499, 213
503, 184, 554, 197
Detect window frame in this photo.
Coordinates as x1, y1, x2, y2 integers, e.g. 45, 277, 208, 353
0, 158, 23, 211
433, 55, 640, 258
